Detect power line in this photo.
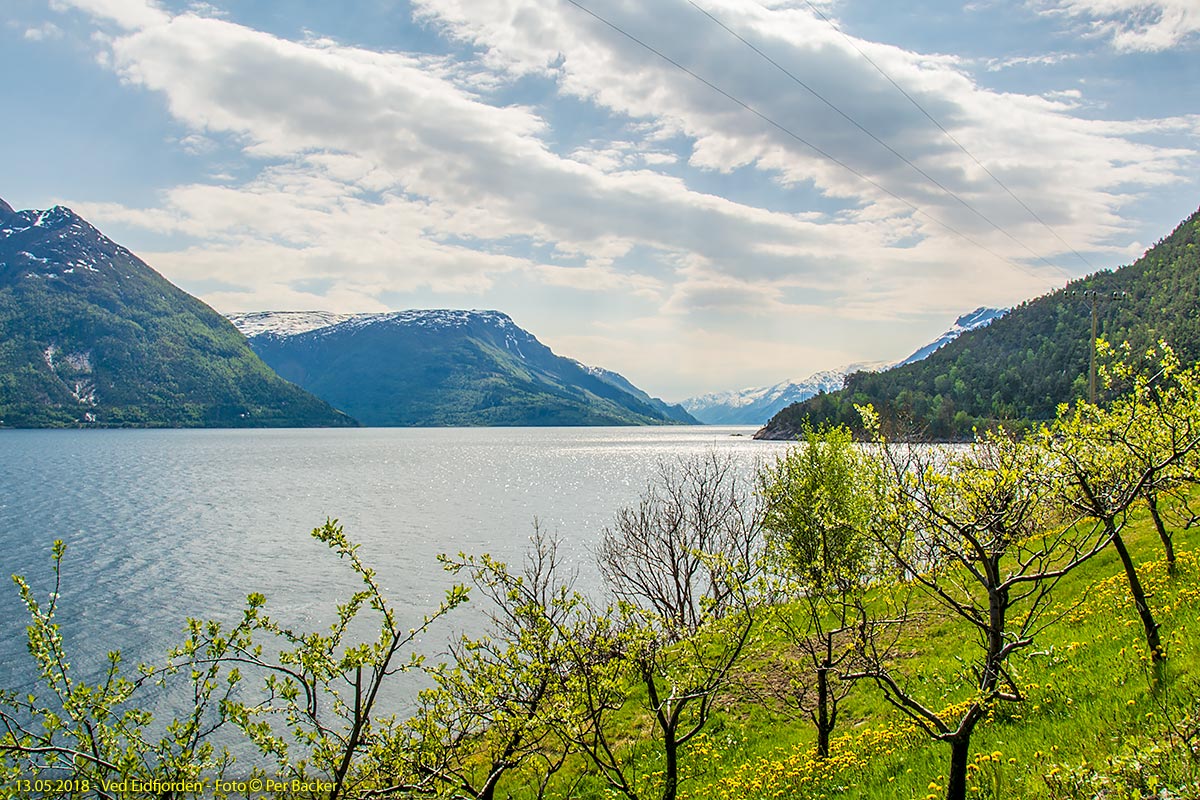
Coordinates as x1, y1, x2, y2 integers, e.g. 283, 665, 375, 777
561, 0, 1060, 286
686, 0, 1075, 283
797, 0, 1096, 275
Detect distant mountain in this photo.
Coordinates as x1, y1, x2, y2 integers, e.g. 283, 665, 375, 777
756, 207, 1200, 441
229, 310, 699, 427
0, 198, 356, 428
682, 308, 1004, 425
893, 307, 1007, 367
570, 361, 698, 424
682, 364, 884, 426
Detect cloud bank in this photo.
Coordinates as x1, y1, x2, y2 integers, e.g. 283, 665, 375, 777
39, 0, 1200, 396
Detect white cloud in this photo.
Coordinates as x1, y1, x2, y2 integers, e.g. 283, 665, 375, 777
413, 0, 1194, 257
52, 0, 169, 31
530, 263, 664, 297
24, 22, 64, 41
985, 52, 1077, 71
69, 9, 919, 291
45, 0, 1200, 395
73, 165, 535, 300
176, 132, 217, 155
1047, 1, 1200, 51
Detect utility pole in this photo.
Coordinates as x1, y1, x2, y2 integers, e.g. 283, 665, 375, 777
1072, 289, 1126, 405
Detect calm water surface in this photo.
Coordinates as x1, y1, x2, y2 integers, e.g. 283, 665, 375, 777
0, 426, 786, 696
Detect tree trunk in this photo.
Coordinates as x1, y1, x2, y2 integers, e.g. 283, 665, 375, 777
945, 734, 971, 800
985, 580, 1008, 690
660, 727, 679, 800
1111, 525, 1164, 661
1146, 494, 1176, 576
817, 665, 830, 759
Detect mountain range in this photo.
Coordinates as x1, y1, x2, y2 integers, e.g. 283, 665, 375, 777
0, 198, 354, 428
0, 198, 699, 429
229, 311, 698, 427
682, 308, 1006, 425
12, 189, 1190, 438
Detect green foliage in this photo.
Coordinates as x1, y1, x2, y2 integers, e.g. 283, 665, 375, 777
216, 521, 468, 799
759, 422, 877, 586
0, 539, 244, 797
0, 522, 467, 800
762, 207, 1200, 441
587, 453, 764, 800
1040, 342, 1200, 662
753, 423, 889, 758
400, 526, 586, 799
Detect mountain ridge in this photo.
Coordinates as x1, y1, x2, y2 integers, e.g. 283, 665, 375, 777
231, 310, 699, 427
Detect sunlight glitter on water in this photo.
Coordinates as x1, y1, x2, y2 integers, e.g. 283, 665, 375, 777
0, 426, 785, 702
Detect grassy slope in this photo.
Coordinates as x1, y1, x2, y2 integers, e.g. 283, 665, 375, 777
700, 510, 1199, 800
510, 502, 1200, 800
696, 525, 1200, 800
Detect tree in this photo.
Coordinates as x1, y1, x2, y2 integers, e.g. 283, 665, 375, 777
577, 452, 764, 800
1116, 342, 1200, 576
208, 521, 467, 800
0, 540, 245, 795
1043, 341, 1200, 661
0, 523, 483, 800
856, 422, 1111, 800
400, 523, 581, 800
755, 422, 881, 758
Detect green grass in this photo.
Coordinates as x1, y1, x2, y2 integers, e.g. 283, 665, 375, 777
694, 510, 1199, 800
513, 502, 1200, 800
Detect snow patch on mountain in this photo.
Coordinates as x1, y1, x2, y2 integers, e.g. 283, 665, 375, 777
228, 309, 520, 339
1, 202, 124, 276
227, 311, 357, 338
894, 307, 1007, 367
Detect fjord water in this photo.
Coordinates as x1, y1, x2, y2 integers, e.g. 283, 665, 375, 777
0, 426, 782, 696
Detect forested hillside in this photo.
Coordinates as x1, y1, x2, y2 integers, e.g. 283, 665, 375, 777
758, 206, 1200, 440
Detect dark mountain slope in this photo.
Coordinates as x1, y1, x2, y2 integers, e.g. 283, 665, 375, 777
0, 199, 355, 428
233, 310, 699, 427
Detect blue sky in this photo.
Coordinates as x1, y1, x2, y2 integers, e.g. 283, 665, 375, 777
2, 0, 1198, 400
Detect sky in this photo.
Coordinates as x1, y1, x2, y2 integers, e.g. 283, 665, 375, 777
2, 0, 1198, 402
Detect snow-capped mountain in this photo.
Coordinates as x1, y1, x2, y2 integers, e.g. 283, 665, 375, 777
893, 307, 1007, 368
229, 309, 528, 338
1, 201, 136, 279
682, 363, 889, 425
227, 310, 698, 427
0, 198, 354, 428
681, 308, 1006, 425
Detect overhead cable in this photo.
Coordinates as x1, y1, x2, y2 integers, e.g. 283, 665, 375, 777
687, 0, 1076, 282
562, 0, 1061, 286
797, 0, 1096, 274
